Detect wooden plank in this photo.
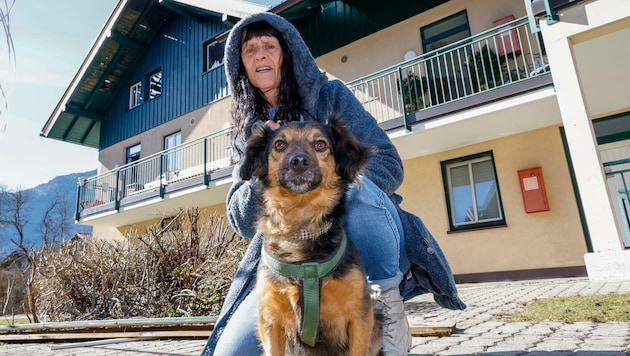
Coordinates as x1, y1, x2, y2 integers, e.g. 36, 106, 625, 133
410, 324, 456, 337
0, 330, 211, 341
0, 322, 454, 343
0, 316, 217, 333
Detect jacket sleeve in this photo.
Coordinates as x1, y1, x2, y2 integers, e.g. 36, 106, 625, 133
318, 80, 404, 196
225, 160, 259, 239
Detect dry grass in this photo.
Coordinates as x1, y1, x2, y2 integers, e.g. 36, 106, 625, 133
512, 293, 630, 323
0, 314, 30, 326
31, 209, 249, 322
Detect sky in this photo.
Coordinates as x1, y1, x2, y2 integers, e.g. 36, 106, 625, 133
0, 0, 118, 191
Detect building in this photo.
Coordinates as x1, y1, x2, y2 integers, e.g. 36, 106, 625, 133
41, 0, 630, 282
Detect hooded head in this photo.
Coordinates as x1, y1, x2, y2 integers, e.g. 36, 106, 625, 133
224, 12, 327, 120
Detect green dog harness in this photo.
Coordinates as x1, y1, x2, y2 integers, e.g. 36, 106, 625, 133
261, 232, 348, 347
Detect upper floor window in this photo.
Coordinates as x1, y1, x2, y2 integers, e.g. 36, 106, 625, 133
204, 39, 225, 72
441, 151, 505, 231
128, 68, 162, 109
148, 70, 162, 100
421, 10, 471, 52
129, 81, 143, 109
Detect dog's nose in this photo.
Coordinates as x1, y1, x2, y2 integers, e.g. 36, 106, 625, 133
288, 153, 310, 168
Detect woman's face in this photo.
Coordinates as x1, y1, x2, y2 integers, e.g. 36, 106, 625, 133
241, 34, 283, 106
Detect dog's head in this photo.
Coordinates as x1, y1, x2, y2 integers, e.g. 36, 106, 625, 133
240, 116, 372, 194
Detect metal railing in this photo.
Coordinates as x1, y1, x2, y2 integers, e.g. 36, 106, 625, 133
76, 127, 233, 218
346, 16, 549, 126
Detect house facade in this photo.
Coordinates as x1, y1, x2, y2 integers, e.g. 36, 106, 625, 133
42, 0, 630, 283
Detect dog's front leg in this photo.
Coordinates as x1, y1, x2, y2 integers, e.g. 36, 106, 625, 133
347, 315, 374, 356
259, 318, 286, 356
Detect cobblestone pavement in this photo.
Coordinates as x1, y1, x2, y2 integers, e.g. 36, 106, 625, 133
0, 277, 628, 355
406, 278, 630, 355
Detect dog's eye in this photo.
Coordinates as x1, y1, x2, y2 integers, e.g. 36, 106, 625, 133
274, 140, 287, 151
313, 140, 328, 152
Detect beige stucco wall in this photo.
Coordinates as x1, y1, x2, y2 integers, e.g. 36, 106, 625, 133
572, 23, 630, 119
317, 0, 530, 82
397, 125, 588, 274
92, 202, 228, 241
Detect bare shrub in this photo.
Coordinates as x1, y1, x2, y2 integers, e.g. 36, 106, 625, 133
34, 209, 248, 321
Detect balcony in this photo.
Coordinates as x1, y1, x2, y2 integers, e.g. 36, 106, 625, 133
347, 15, 552, 132
76, 16, 553, 223
76, 127, 234, 223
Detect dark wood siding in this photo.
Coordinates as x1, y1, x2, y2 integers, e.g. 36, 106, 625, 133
100, 13, 228, 149
292, 0, 448, 57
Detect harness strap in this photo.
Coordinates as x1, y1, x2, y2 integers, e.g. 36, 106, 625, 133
261, 232, 348, 347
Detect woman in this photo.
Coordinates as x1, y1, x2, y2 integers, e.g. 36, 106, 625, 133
202, 12, 465, 356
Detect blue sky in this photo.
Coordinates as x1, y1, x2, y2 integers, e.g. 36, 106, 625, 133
0, 0, 117, 190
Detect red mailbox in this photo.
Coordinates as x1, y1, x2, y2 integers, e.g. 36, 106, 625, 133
493, 15, 521, 56
518, 167, 549, 213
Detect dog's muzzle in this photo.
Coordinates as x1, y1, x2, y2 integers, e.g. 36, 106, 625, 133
280, 152, 322, 193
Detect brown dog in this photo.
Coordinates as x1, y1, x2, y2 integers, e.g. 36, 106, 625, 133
239, 116, 382, 355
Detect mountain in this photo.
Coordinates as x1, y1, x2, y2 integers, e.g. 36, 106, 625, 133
0, 170, 97, 256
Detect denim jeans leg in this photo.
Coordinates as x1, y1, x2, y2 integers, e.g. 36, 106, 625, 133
213, 288, 262, 355
342, 176, 409, 291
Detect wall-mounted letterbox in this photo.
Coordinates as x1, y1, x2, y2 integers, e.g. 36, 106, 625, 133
518, 167, 549, 213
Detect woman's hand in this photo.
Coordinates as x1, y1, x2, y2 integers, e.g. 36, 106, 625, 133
265, 120, 281, 130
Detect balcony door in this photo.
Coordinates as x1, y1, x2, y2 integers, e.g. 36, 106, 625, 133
125, 144, 141, 193
420, 11, 471, 103
164, 131, 181, 175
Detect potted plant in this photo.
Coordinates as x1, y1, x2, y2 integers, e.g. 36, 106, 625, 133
467, 45, 503, 91
397, 71, 429, 113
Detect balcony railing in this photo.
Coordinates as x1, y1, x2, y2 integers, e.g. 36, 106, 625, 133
76, 16, 553, 220
346, 16, 549, 128
75, 127, 233, 219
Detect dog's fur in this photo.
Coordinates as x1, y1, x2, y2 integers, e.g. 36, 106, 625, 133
240, 117, 382, 355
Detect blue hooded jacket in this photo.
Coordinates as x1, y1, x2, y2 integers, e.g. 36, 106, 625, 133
202, 12, 465, 355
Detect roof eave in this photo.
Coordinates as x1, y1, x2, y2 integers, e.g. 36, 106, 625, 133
41, 0, 128, 140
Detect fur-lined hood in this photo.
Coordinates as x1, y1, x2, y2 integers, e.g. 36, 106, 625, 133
224, 12, 328, 119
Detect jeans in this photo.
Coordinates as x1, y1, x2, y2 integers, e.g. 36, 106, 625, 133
213, 176, 408, 355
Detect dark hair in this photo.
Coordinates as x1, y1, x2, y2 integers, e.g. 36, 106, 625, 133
231, 21, 302, 160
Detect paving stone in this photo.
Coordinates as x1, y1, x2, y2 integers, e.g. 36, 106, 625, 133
2, 277, 628, 355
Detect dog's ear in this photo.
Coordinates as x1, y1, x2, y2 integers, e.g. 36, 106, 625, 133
239, 124, 272, 181
328, 115, 374, 181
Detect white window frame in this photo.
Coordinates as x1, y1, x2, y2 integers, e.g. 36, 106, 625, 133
163, 131, 181, 173
129, 81, 143, 109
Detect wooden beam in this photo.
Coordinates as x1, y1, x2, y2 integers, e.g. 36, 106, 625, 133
410, 324, 456, 337
0, 330, 211, 341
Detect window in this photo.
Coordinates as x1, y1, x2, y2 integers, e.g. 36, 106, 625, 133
126, 144, 141, 164
128, 68, 162, 109
129, 81, 143, 109
163, 131, 181, 173
421, 11, 471, 52
204, 39, 225, 72
148, 70, 162, 100
442, 151, 505, 231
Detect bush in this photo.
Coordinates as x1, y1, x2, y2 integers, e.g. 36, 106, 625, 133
34, 209, 248, 321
